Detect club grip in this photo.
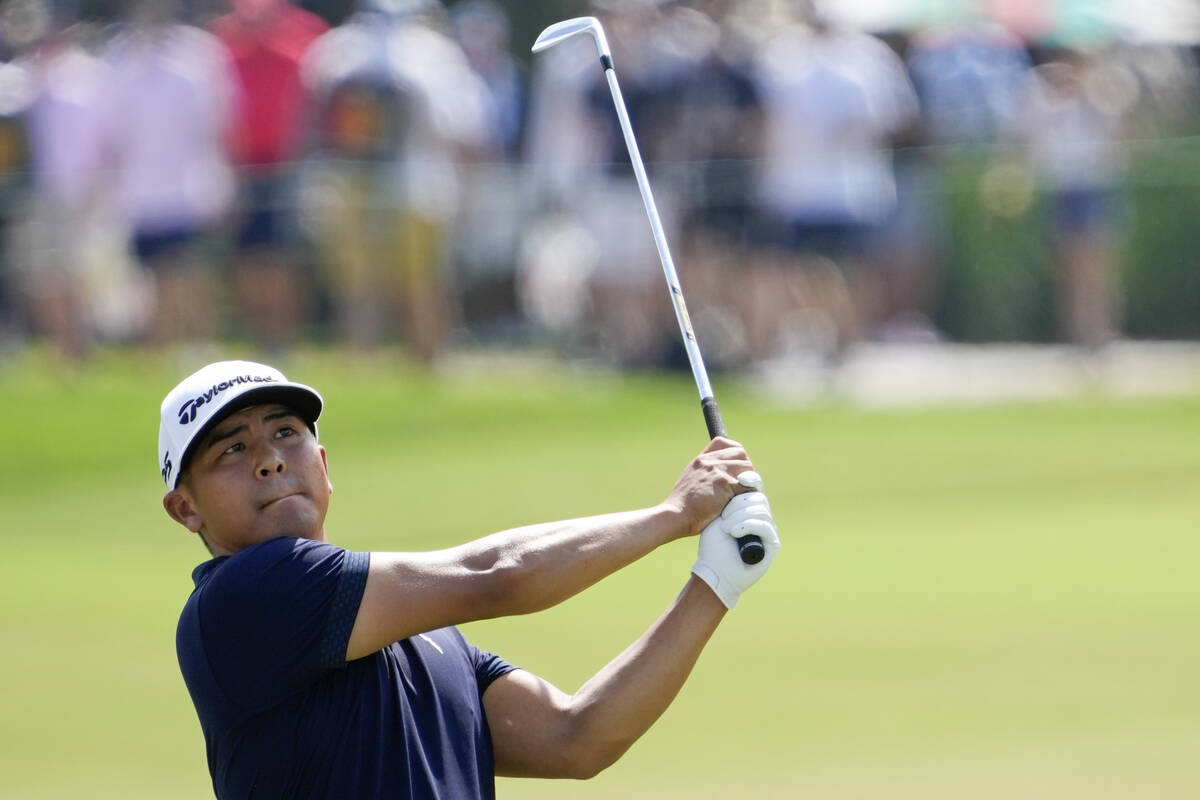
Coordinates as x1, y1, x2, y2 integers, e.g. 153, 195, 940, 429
701, 396, 725, 438
700, 397, 764, 565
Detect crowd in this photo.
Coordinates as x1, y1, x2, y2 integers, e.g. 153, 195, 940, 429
0, 0, 1197, 366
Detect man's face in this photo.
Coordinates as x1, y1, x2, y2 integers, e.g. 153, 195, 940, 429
164, 404, 332, 555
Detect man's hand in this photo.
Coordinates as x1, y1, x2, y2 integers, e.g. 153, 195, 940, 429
664, 437, 757, 538
691, 488, 780, 609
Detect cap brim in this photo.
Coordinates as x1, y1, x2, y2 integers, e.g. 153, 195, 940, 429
177, 384, 323, 480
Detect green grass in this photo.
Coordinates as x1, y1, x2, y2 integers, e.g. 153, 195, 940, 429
2, 347, 1199, 799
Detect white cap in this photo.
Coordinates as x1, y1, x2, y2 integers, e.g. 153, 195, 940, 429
158, 360, 323, 490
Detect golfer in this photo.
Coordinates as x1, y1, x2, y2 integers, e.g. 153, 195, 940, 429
160, 360, 780, 798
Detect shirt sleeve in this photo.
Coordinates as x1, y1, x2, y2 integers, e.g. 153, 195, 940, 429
468, 642, 519, 695
194, 537, 370, 714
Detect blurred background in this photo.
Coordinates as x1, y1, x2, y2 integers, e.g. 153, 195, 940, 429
0, 0, 1199, 369
1, 0, 1199, 798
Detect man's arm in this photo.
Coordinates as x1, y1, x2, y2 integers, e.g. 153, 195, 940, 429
345, 438, 752, 661
481, 479, 781, 779
482, 575, 727, 779
482, 491, 782, 777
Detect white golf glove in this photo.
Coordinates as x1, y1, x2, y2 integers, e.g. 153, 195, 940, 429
691, 472, 781, 609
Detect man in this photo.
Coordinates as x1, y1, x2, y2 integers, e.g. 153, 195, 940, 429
160, 360, 780, 797
104, 0, 237, 346
210, 0, 329, 348
299, 1, 488, 358
750, 3, 918, 354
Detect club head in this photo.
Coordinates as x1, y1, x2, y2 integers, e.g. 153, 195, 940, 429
531, 16, 611, 59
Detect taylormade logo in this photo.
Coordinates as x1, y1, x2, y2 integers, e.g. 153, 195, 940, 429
177, 375, 277, 424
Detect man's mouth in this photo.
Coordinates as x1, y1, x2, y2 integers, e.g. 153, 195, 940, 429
261, 492, 302, 509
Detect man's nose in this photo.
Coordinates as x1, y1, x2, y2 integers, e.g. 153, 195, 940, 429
255, 446, 286, 478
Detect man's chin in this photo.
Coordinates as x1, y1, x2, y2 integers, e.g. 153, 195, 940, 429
260, 499, 325, 540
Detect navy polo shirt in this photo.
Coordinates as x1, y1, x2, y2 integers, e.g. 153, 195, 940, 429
176, 537, 517, 799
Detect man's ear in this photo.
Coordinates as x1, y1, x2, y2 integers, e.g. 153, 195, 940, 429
164, 487, 204, 533
319, 445, 332, 494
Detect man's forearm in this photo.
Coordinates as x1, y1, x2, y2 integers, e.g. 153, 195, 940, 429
457, 504, 687, 616
564, 576, 727, 772
483, 575, 727, 779
350, 504, 694, 660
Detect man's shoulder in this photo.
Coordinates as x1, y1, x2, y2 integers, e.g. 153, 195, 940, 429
187, 537, 345, 609
194, 536, 303, 582
231, 535, 320, 564
177, 538, 365, 690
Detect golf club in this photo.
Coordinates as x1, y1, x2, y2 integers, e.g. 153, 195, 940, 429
533, 16, 765, 565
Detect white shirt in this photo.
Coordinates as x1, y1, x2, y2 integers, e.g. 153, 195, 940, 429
23, 44, 110, 204
103, 24, 237, 232
753, 25, 917, 224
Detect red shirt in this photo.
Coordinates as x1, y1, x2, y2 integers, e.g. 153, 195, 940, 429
210, 6, 328, 167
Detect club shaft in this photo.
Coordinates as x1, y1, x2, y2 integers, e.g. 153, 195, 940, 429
602, 66, 715, 404
593, 46, 763, 565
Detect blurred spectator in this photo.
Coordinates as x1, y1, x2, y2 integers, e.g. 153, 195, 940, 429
103, 0, 238, 347
668, 1, 763, 369
517, 16, 605, 354
898, 20, 1037, 344
521, 4, 610, 206
299, 0, 488, 361
1017, 49, 1135, 348
672, 2, 761, 246
586, 0, 696, 368
5, 1, 152, 360
447, 0, 526, 335
522, 0, 690, 368
13, 7, 104, 358
907, 21, 1033, 146
0, 0, 35, 351
750, 3, 918, 357
448, 0, 522, 160
1107, 43, 1200, 138
210, 0, 329, 351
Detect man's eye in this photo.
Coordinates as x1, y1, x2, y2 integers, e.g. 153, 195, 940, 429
223, 442, 245, 456
276, 426, 296, 438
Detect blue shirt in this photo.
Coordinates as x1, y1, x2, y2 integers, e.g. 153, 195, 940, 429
177, 537, 517, 799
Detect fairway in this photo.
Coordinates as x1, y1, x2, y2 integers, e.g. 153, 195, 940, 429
2, 349, 1198, 799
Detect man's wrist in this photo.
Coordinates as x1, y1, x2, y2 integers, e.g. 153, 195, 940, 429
681, 573, 731, 617
691, 558, 740, 609
650, 501, 693, 542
